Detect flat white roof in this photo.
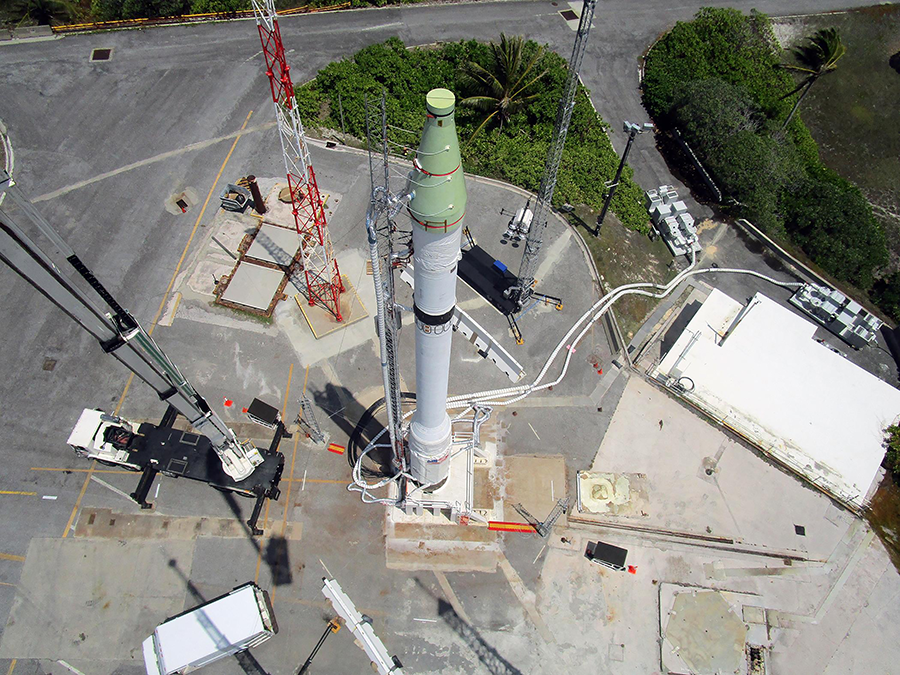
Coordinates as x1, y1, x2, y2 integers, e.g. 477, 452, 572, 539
656, 289, 900, 508
156, 585, 264, 670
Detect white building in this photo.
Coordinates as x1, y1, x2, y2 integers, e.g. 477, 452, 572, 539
653, 289, 900, 510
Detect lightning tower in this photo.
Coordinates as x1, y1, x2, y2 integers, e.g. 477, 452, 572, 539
252, 0, 344, 320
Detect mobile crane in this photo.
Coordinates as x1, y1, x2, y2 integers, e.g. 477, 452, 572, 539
0, 170, 284, 534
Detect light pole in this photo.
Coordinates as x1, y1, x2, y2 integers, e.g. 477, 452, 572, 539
595, 121, 654, 234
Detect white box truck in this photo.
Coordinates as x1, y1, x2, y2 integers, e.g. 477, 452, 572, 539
142, 582, 277, 675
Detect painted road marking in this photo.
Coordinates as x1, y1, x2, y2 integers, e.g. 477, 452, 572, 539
0, 490, 36, 496
327, 443, 345, 455
61, 110, 254, 539
0, 552, 26, 562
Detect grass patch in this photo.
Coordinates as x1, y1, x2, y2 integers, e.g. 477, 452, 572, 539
571, 205, 676, 340
776, 7, 900, 269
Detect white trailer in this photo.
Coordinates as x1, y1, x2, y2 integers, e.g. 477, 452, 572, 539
142, 583, 277, 675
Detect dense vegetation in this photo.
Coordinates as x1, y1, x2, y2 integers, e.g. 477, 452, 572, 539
297, 37, 648, 231
885, 424, 900, 477
643, 8, 889, 294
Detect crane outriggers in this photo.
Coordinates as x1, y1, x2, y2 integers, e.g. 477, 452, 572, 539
0, 170, 284, 534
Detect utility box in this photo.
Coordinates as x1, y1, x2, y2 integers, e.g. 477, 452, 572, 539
142, 582, 277, 675
585, 540, 628, 572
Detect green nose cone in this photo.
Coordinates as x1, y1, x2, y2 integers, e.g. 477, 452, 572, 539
409, 88, 467, 233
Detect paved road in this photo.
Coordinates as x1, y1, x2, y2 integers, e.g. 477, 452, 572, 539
0, 1, 888, 672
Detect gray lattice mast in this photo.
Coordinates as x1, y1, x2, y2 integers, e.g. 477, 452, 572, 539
510, 0, 597, 310
364, 92, 407, 473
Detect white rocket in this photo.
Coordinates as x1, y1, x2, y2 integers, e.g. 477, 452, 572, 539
407, 88, 467, 487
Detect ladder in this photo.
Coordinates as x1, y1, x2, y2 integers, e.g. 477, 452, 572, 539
298, 394, 325, 444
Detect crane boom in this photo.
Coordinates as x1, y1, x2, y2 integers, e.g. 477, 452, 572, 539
511, 0, 597, 309
0, 170, 263, 481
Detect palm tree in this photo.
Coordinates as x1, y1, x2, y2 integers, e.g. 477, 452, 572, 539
459, 34, 549, 143
13, 0, 72, 26
779, 27, 846, 132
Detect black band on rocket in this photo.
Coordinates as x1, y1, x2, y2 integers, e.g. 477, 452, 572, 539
414, 303, 454, 326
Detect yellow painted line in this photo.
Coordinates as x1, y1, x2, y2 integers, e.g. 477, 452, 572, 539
0, 491, 36, 496
0, 581, 16, 588
63, 111, 254, 539
281, 364, 294, 418
302, 364, 309, 396
6, 658, 16, 675
0, 553, 26, 562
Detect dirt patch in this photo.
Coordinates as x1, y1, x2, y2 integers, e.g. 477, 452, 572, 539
570, 205, 677, 340
775, 7, 900, 271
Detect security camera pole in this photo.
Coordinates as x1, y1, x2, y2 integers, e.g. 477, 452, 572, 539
596, 121, 654, 234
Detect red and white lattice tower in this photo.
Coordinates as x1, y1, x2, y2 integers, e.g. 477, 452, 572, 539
252, 0, 344, 320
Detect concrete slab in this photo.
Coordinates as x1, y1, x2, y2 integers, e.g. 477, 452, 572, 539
585, 377, 855, 560
502, 454, 567, 527
219, 261, 285, 311
245, 222, 300, 266
661, 585, 749, 675
0, 538, 194, 662
295, 273, 368, 338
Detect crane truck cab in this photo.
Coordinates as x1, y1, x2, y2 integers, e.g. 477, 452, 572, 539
142, 582, 277, 675
67, 408, 142, 469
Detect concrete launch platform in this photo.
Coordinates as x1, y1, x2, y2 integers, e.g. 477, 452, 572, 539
245, 222, 302, 266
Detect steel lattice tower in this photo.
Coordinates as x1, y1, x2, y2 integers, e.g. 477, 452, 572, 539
252, 0, 344, 320
511, 0, 597, 310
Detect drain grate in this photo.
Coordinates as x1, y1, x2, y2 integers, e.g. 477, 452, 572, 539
560, 9, 578, 20
91, 48, 112, 62
794, 524, 806, 536
42, 357, 57, 371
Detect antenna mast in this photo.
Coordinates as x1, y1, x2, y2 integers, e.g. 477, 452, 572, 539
364, 92, 407, 472
251, 0, 344, 320
509, 0, 597, 310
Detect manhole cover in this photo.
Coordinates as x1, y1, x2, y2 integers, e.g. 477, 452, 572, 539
91, 48, 112, 62
42, 357, 57, 371
560, 9, 578, 20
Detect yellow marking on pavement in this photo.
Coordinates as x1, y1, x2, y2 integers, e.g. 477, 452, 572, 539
0, 553, 26, 562
0, 491, 36, 496
302, 364, 309, 395
6, 659, 16, 675
63, 111, 254, 539
0, 581, 16, 588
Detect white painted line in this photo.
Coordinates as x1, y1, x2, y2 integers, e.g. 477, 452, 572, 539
42, 495, 58, 500
57, 660, 87, 675
413, 618, 438, 623
551, 481, 555, 502
302, 469, 308, 491
90, 475, 132, 501
155, 484, 160, 498
320, 558, 333, 578
528, 423, 541, 441
242, 49, 263, 63
532, 544, 547, 565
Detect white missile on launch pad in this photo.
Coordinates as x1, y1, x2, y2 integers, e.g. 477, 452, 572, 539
406, 88, 468, 487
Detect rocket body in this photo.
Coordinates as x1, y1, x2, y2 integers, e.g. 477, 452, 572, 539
407, 88, 467, 486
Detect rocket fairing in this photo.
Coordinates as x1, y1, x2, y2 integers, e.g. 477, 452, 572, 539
407, 88, 468, 487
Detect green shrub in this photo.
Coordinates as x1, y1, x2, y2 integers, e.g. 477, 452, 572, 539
885, 424, 900, 476
870, 273, 900, 322
190, 0, 249, 12
643, 7, 890, 295
299, 37, 648, 231
782, 169, 888, 289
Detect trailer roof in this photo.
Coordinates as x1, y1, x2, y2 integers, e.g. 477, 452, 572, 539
156, 585, 264, 670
